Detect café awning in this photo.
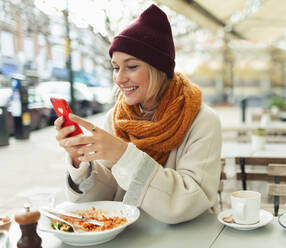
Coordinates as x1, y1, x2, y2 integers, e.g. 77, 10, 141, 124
155, 0, 286, 42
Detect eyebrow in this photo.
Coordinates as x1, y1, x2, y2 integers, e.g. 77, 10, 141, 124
111, 58, 139, 64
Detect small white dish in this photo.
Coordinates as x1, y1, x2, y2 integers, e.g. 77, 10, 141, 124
38, 201, 140, 246
0, 216, 12, 231
218, 209, 273, 230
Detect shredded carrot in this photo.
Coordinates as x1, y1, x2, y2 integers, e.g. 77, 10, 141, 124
61, 207, 127, 232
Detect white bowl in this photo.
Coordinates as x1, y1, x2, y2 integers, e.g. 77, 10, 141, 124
38, 201, 140, 246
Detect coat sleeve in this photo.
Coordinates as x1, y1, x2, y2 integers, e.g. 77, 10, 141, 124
65, 108, 119, 203
112, 105, 222, 224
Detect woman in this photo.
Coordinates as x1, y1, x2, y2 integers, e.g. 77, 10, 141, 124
55, 4, 222, 224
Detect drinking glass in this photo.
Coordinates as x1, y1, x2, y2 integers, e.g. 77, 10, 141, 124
27, 192, 56, 210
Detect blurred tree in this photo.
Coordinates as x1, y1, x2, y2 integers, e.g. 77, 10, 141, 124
0, 0, 215, 88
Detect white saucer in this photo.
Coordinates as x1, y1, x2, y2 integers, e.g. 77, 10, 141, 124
217, 209, 273, 230
278, 212, 286, 229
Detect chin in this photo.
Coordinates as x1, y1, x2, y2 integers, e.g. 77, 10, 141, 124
124, 97, 139, 106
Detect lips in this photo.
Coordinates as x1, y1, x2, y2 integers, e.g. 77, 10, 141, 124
122, 86, 139, 95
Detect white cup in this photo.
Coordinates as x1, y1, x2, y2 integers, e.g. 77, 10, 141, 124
231, 190, 261, 225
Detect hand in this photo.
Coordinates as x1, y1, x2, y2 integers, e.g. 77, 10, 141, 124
54, 116, 83, 167
59, 114, 128, 164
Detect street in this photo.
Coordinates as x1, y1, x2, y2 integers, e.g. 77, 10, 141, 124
0, 112, 106, 215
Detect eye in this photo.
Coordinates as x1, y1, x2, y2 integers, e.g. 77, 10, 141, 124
128, 65, 138, 70
112, 66, 119, 72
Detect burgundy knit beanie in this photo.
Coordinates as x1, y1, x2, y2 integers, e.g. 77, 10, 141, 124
109, 4, 175, 78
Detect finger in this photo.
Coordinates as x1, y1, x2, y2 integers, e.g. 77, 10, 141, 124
59, 135, 95, 147
69, 114, 96, 132
65, 146, 78, 154
58, 137, 70, 148
56, 125, 76, 140
54, 116, 64, 130
79, 152, 101, 162
63, 146, 78, 155
77, 143, 98, 155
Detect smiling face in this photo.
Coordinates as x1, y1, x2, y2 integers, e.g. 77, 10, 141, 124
111, 52, 153, 109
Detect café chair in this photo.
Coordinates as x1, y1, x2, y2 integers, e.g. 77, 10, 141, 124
218, 158, 227, 210
235, 157, 286, 190
267, 163, 286, 216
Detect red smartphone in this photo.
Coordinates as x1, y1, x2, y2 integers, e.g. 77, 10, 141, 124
50, 97, 83, 137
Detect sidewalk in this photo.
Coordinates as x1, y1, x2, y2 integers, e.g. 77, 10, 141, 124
0, 112, 106, 215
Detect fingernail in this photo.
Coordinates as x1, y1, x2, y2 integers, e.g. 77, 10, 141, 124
77, 150, 82, 154
70, 126, 75, 131
69, 113, 75, 118
64, 141, 70, 146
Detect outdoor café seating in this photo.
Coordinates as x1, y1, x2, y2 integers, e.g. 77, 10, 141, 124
235, 157, 286, 191
267, 163, 286, 216
2, 0, 286, 247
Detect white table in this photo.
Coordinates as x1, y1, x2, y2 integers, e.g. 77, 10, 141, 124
222, 122, 286, 142
221, 141, 286, 190
221, 142, 253, 158
3, 211, 286, 248
252, 143, 286, 157
212, 218, 286, 248
221, 142, 286, 159
4, 211, 223, 248
222, 121, 286, 133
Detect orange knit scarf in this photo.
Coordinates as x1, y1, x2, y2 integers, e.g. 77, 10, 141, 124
113, 72, 202, 166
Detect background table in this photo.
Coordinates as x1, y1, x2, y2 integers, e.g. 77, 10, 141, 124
221, 142, 286, 190
222, 142, 286, 159
222, 122, 286, 143
222, 122, 286, 133
5, 211, 223, 248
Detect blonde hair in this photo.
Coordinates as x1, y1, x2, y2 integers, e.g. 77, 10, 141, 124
112, 64, 171, 120
145, 65, 169, 105
139, 65, 170, 119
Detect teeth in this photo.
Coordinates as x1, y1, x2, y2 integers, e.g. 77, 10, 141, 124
123, 87, 137, 92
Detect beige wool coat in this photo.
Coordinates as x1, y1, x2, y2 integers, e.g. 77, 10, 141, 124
65, 103, 222, 224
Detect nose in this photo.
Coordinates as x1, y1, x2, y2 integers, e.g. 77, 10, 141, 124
114, 69, 128, 85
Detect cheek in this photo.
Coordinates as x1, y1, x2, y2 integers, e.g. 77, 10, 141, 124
113, 74, 120, 87
141, 75, 150, 93
142, 85, 150, 99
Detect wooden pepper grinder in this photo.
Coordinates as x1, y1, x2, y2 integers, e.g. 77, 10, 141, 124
14, 204, 42, 248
